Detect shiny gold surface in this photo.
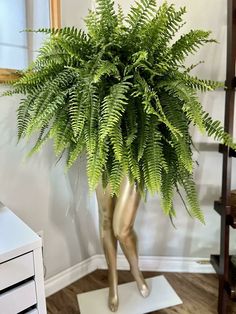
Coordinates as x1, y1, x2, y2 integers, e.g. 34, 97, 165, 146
96, 183, 118, 312
96, 177, 149, 312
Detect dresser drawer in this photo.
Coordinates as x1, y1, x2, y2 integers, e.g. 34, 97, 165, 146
0, 252, 34, 290
0, 280, 36, 313
26, 309, 38, 314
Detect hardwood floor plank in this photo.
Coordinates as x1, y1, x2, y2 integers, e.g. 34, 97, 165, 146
46, 270, 236, 313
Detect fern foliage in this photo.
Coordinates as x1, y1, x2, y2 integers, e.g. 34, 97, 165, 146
5, 0, 236, 223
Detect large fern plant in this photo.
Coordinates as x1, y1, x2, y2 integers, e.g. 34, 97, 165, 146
4, 0, 236, 222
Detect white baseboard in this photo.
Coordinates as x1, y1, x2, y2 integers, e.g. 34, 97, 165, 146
45, 255, 100, 297
45, 255, 215, 297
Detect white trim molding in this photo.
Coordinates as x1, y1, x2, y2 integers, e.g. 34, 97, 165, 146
45, 255, 215, 297
45, 255, 100, 297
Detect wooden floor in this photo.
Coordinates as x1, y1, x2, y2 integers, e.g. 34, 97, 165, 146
46, 270, 236, 313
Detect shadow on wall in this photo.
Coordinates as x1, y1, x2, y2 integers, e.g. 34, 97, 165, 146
140, 194, 196, 258
0, 86, 100, 276
48, 153, 100, 273
66, 154, 101, 256
136, 175, 221, 259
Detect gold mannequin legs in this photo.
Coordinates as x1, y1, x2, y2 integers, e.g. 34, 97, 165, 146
96, 183, 119, 312
96, 177, 149, 312
113, 177, 149, 298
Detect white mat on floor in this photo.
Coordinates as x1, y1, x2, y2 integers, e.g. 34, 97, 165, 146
77, 275, 182, 314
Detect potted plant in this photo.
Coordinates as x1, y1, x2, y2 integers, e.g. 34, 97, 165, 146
5, 0, 234, 219
4, 0, 235, 311
5, 0, 233, 221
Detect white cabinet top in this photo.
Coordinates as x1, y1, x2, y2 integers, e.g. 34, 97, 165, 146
0, 203, 41, 263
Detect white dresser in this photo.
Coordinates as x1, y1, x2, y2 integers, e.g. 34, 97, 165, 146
0, 203, 46, 314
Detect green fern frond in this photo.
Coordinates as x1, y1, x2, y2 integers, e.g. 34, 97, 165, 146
126, 0, 156, 34
178, 73, 224, 91
142, 120, 167, 194
66, 135, 85, 168
157, 80, 206, 132
17, 95, 37, 140
127, 144, 141, 182
117, 4, 125, 28
203, 113, 236, 149
183, 61, 205, 73
141, 3, 186, 57
163, 5, 186, 43
137, 108, 149, 161
85, 10, 99, 39
87, 141, 108, 190
27, 127, 51, 157
160, 168, 175, 215
68, 87, 82, 137
96, 0, 118, 41
100, 81, 131, 140
51, 112, 72, 156
124, 100, 138, 146
109, 159, 124, 195
110, 125, 123, 161
84, 82, 99, 152
179, 174, 205, 223
25, 91, 67, 137
136, 76, 182, 138
171, 30, 216, 63
93, 60, 120, 83
160, 94, 193, 172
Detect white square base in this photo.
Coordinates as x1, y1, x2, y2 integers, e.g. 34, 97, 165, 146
77, 275, 182, 314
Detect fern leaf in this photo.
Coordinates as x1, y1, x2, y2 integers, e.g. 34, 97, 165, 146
96, 0, 118, 41
109, 159, 124, 195
127, 144, 141, 182
126, 0, 156, 34
84, 83, 99, 153
117, 4, 125, 28
85, 10, 99, 39
180, 173, 205, 223
66, 135, 85, 168
110, 125, 124, 161
171, 30, 216, 63
27, 128, 51, 157
203, 113, 236, 149
178, 73, 224, 92
100, 81, 131, 140
87, 141, 108, 190
160, 168, 175, 215
157, 80, 206, 132
93, 60, 120, 83
137, 108, 149, 161
142, 120, 167, 194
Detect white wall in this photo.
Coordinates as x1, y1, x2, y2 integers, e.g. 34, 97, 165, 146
0, 85, 100, 278
61, 0, 92, 29
0, 0, 100, 279
0, 0, 235, 281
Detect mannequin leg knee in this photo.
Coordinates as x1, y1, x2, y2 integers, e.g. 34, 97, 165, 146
113, 223, 132, 242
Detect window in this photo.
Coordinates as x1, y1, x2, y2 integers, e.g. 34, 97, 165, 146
0, 0, 50, 70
